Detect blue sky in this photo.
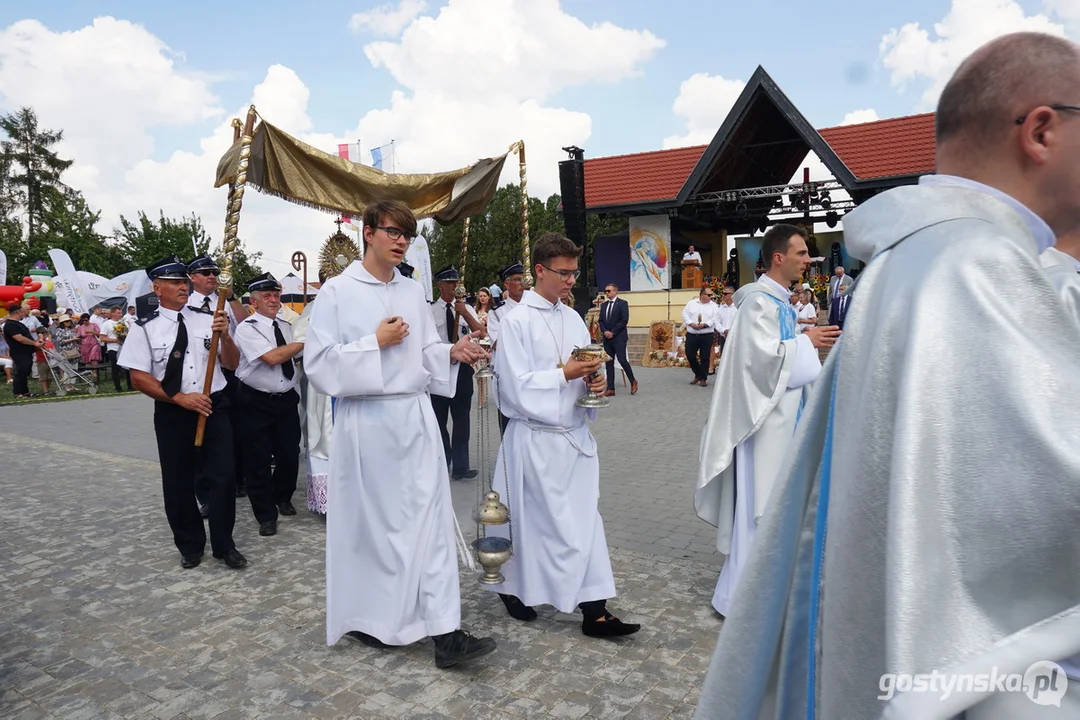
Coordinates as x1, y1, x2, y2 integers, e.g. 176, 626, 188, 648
3, 0, 978, 158
0, 0, 1074, 268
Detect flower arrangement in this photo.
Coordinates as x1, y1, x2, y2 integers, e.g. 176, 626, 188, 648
114, 321, 128, 343
807, 273, 830, 304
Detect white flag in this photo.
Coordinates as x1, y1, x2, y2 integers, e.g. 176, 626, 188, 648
0, 249, 6, 286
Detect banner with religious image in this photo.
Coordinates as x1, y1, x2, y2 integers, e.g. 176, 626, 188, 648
629, 215, 671, 291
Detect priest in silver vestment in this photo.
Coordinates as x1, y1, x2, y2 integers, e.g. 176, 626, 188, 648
696, 32, 1080, 720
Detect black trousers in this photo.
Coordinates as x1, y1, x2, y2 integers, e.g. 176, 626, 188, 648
602, 335, 635, 390
685, 332, 714, 381
239, 383, 301, 524
11, 352, 32, 395
430, 363, 473, 473
105, 349, 131, 392
195, 369, 244, 506
153, 394, 236, 557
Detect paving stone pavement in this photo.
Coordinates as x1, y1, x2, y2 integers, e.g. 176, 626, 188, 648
0, 366, 726, 719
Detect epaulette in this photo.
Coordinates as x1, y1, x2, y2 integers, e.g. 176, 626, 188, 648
135, 311, 158, 327
186, 305, 213, 315
245, 317, 258, 324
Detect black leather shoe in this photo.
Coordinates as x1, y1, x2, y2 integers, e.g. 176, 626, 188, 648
199, 503, 209, 519
346, 630, 393, 649
582, 612, 641, 638
259, 521, 277, 537
451, 469, 479, 480
215, 549, 248, 569
499, 593, 537, 622
181, 553, 202, 569
277, 501, 297, 516
432, 629, 496, 669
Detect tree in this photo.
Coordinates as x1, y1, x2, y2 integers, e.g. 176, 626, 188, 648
113, 210, 263, 286
27, 188, 127, 278
426, 183, 626, 296
0, 107, 73, 239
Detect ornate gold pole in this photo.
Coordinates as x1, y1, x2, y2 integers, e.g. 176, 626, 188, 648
452, 217, 471, 342
516, 141, 532, 288
291, 251, 308, 307
195, 106, 256, 447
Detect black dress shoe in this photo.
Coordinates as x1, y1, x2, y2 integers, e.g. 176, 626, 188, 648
432, 629, 496, 669
277, 501, 297, 516
451, 469, 479, 480
346, 630, 393, 649
181, 553, 202, 569
199, 503, 209, 519
215, 549, 248, 569
259, 521, 277, 537
499, 593, 537, 622
582, 612, 641, 638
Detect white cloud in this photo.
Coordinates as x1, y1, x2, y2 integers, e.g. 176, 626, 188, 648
662, 73, 745, 149
880, 0, 1066, 108
1045, 0, 1080, 32
348, 0, 664, 197
839, 108, 880, 126
0, 17, 222, 191
350, 0, 428, 36
363, 0, 665, 102
0, 4, 665, 276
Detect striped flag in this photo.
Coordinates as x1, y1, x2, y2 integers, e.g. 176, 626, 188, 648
337, 143, 361, 224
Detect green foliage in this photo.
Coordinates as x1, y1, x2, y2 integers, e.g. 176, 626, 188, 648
113, 211, 212, 270
426, 183, 627, 295
0, 107, 73, 238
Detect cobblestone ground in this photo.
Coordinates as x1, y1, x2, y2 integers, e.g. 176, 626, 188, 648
0, 366, 725, 719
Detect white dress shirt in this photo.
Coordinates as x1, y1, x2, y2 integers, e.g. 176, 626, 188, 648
430, 297, 479, 344
189, 290, 242, 331
683, 251, 702, 264
682, 298, 719, 334
234, 312, 298, 394
118, 306, 228, 394
715, 302, 738, 335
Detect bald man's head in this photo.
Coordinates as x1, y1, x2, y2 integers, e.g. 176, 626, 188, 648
937, 32, 1080, 149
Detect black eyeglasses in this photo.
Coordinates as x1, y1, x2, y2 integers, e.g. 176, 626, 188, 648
540, 264, 580, 281
373, 226, 416, 242
193, 270, 220, 277
1015, 104, 1080, 125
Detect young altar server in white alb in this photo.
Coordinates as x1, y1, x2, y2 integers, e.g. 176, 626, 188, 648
303, 200, 496, 669
485, 232, 640, 638
695, 223, 840, 617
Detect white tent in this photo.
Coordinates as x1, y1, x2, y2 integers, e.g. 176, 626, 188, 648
279, 273, 320, 301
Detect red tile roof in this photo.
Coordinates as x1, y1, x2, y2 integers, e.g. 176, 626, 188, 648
584, 145, 706, 209
583, 113, 937, 209
818, 113, 936, 181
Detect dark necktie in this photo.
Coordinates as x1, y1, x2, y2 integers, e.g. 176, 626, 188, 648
446, 303, 457, 343
201, 296, 211, 312
604, 302, 611, 325
161, 314, 187, 397
273, 320, 294, 380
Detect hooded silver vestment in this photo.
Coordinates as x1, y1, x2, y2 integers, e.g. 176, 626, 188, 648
694, 183, 1080, 720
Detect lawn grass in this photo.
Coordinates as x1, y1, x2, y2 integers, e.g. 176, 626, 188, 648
0, 367, 141, 406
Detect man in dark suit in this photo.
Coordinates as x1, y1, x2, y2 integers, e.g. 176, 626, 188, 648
829, 282, 852, 329
599, 284, 638, 396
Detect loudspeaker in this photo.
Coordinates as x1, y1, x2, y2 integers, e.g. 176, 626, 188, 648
559, 158, 586, 246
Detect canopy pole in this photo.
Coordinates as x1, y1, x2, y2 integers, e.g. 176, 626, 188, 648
195, 105, 256, 447
516, 141, 532, 288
